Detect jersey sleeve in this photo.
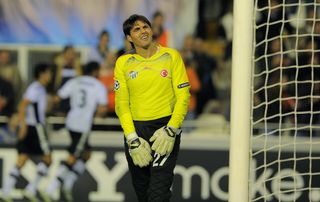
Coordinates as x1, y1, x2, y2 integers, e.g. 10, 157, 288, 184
114, 57, 136, 137
57, 79, 73, 99
24, 84, 39, 102
167, 50, 191, 128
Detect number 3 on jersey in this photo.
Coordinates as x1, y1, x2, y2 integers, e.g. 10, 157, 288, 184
78, 89, 87, 108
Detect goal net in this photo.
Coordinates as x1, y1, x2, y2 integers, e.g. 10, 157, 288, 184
250, 0, 320, 201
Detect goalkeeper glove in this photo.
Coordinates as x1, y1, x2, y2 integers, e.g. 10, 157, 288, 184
127, 133, 153, 167
149, 126, 181, 156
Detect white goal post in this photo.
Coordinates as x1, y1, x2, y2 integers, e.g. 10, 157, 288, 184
229, 0, 320, 201
229, 0, 253, 201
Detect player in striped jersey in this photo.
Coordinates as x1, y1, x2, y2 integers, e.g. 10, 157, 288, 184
0, 63, 53, 202
40, 61, 107, 202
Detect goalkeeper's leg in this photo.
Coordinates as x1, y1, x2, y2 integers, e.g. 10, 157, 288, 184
124, 141, 150, 202
125, 116, 179, 202
148, 135, 180, 202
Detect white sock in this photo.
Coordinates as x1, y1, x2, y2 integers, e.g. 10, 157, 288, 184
2, 166, 20, 196
26, 162, 49, 195
46, 163, 69, 195
63, 160, 86, 190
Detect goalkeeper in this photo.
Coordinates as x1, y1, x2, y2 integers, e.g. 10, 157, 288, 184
114, 14, 190, 202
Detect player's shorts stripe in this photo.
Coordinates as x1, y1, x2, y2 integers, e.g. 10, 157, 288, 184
33, 103, 40, 123
74, 132, 89, 157
35, 124, 50, 155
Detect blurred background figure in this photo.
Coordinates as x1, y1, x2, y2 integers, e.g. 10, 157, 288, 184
1, 63, 53, 202
152, 10, 169, 47
0, 50, 23, 107
181, 35, 196, 63
0, 76, 15, 118
182, 57, 201, 133
99, 52, 116, 117
86, 30, 111, 65
116, 37, 133, 58
185, 60, 201, 120
52, 45, 82, 115
192, 37, 217, 115
41, 61, 107, 202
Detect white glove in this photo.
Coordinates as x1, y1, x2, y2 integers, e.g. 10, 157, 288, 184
127, 133, 153, 167
149, 126, 180, 156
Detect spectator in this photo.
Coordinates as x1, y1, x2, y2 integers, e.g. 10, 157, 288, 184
184, 58, 201, 120
0, 76, 15, 117
256, 0, 294, 43
0, 50, 23, 106
116, 37, 132, 58
193, 37, 217, 115
152, 10, 169, 47
99, 52, 116, 117
220, 1, 233, 60
86, 30, 110, 65
181, 36, 219, 115
52, 45, 82, 115
53, 45, 82, 91
181, 35, 196, 63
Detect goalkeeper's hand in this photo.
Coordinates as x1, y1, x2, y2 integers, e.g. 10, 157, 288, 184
149, 126, 180, 156
127, 133, 153, 167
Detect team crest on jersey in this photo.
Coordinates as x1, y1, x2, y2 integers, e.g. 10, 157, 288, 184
129, 71, 138, 79
114, 80, 120, 90
160, 69, 168, 77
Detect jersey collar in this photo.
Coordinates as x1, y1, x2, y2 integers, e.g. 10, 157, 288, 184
131, 45, 165, 61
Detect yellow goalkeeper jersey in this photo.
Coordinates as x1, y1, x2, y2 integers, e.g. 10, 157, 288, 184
114, 46, 190, 137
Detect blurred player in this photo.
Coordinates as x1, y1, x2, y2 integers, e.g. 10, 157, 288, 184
0, 63, 53, 202
115, 14, 190, 202
40, 61, 107, 202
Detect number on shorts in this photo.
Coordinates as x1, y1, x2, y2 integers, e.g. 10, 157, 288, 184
152, 153, 169, 167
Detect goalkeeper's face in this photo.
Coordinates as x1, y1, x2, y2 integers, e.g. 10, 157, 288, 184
127, 20, 153, 49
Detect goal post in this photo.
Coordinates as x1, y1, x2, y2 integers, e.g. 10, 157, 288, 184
229, 0, 254, 201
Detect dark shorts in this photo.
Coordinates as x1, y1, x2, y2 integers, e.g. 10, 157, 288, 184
124, 116, 181, 202
67, 130, 91, 158
17, 124, 51, 155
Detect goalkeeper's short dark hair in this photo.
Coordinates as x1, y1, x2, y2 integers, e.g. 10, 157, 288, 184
83, 61, 100, 75
123, 14, 152, 36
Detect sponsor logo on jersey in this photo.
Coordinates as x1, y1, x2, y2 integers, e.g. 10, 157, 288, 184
177, 82, 190, 89
143, 67, 152, 70
160, 69, 168, 77
129, 71, 138, 79
114, 80, 120, 90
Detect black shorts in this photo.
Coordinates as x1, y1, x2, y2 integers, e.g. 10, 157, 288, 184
17, 124, 51, 155
124, 116, 181, 202
67, 130, 91, 158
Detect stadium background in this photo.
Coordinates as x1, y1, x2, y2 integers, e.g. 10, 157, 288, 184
0, 0, 317, 201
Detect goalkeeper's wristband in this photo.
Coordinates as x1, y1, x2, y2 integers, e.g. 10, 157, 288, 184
128, 137, 141, 150
167, 126, 182, 136
126, 132, 139, 143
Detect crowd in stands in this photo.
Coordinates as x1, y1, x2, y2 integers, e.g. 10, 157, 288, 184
252, 0, 320, 136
